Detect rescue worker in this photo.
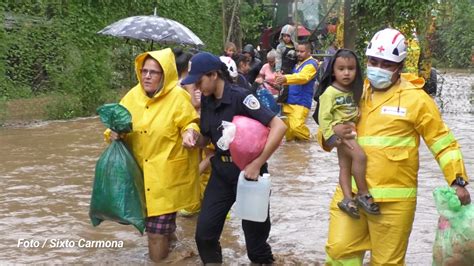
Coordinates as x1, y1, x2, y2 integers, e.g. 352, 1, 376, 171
323, 28, 471, 265
180, 52, 287, 264
275, 40, 318, 141
107, 48, 201, 262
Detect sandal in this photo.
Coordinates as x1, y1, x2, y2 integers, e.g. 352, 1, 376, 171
355, 194, 381, 215
337, 198, 360, 219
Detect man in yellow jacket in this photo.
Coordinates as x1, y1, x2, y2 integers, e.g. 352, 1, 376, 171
275, 40, 318, 141
324, 28, 471, 265
107, 48, 201, 262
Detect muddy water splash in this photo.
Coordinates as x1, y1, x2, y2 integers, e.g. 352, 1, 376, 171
0, 73, 472, 264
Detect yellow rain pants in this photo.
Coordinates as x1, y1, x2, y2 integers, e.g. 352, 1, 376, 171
282, 103, 310, 141
325, 187, 416, 266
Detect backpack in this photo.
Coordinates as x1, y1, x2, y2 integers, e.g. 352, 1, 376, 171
281, 47, 297, 74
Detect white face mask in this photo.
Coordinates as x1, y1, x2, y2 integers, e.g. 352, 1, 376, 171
366, 66, 394, 89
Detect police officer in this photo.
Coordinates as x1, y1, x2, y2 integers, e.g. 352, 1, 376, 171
181, 52, 287, 264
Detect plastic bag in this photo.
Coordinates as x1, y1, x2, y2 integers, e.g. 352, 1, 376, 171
216, 121, 236, 151
229, 115, 270, 170
256, 87, 280, 114
89, 103, 146, 234
432, 186, 474, 265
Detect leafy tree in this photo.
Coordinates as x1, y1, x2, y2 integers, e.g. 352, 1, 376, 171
350, 0, 436, 62
0, 0, 223, 119
433, 0, 474, 68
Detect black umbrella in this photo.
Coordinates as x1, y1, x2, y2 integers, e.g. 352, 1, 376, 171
98, 14, 204, 48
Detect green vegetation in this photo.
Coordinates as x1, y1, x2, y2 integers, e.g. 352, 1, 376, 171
433, 0, 474, 68
0, 0, 472, 124
350, 0, 436, 63
0, 0, 223, 120
350, 0, 473, 68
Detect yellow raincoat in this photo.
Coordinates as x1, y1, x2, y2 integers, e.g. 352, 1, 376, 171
326, 73, 469, 265
109, 49, 200, 217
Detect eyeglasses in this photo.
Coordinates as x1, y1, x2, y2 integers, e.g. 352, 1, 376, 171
141, 69, 163, 77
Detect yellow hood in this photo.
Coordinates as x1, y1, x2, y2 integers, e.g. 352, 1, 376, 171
400, 72, 425, 90
134, 48, 178, 98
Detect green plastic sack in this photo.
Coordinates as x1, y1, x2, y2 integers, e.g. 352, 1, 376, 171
89, 103, 146, 234
432, 186, 474, 265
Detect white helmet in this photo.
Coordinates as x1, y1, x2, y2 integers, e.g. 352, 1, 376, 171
219, 56, 238, 78
366, 28, 407, 63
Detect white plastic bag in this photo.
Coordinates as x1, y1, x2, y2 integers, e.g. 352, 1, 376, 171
216, 121, 236, 151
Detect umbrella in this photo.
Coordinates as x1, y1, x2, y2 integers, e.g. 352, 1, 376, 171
98, 15, 204, 48
297, 26, 311, 37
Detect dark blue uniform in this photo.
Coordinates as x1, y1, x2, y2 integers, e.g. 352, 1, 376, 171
196, 82, 275, 264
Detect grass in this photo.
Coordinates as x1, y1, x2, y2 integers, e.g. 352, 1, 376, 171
1, 96, 50, 126
0, 89, 128, 127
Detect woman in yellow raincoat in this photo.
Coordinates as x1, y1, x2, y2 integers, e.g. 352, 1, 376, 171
323, 28, 471, 265
107, 48, 200, 262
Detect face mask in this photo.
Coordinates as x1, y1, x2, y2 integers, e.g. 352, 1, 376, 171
366, 66, 394, 89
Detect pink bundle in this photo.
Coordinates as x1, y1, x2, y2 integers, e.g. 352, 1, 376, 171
229, 116, 269, 170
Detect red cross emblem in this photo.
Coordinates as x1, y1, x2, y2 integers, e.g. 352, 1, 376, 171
377, 45, 385, 52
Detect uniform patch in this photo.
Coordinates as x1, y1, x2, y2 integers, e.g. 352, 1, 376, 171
381, 106, 407, 117
243, 94, 260, 110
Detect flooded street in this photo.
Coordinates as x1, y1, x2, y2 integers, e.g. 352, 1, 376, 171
1, 72, 473, 264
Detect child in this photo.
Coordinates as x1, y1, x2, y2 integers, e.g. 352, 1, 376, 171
223, 41, 237, 59
275, 24, 297, 103
275, 24, 298, 74
317, 49, 380, 218
235, 53, 252, 91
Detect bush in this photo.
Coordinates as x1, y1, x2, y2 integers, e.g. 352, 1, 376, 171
1, 0, 223, 120
433, 0, 474, 68
45, 93, 83, 120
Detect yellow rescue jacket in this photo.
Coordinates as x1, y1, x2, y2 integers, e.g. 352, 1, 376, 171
357, 73, 468, 202
115, 48, 200, 216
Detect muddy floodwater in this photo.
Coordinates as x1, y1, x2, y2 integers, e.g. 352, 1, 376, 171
1, 72, 473, 264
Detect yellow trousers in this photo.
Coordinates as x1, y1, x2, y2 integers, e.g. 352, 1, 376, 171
282, 104, 310, 141
325, 187, 416, 266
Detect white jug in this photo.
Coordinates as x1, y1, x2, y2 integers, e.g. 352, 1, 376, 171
234, 171, 271, 222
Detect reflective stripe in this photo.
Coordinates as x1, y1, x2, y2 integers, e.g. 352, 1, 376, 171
358, 136, 416, 147
369, 187, 417, 199
326, 254, 363, 266
351, 179, 417, 199
439, 150, 463, 169
430, 132, 455, 155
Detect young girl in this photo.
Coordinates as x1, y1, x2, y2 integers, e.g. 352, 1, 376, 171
223, 41, 237, 59
317, 49, 380, 218
235, 53, 252, 91
180, 52, 287, 264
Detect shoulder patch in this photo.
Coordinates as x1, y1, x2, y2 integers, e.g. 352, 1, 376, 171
243, 94, 260, 110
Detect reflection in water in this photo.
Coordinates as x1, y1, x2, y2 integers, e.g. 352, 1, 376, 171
0, 73, 473, 264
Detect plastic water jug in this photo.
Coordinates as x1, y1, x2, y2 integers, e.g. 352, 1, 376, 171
234, 171, 271, 222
